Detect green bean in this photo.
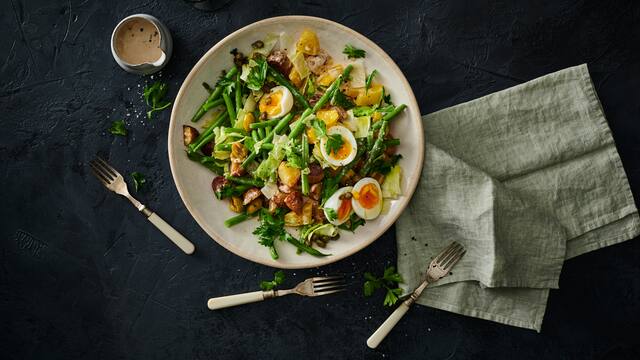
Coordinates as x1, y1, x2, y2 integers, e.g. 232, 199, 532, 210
261, 143, 274, 151
384, 138, 400, 147
265, 125, 273, 134
214, 143, 232, 151
301, 134, 310, 196
223, 127, 248, 135
361, 120, 389, 176
224, 213, 250, 227
252, 130, 260, 142
188, 111, 229, 153
191, 66, 238, 122
267, 65, 310, 108
202, 98, 225, 112
226, 175, 265, 187
371, 104, 407, 131
284, 233, 329, 257
249, 118, 280, 129
234, 73, 242, 115
257, 127, 266, 139
222, 90, 236, 126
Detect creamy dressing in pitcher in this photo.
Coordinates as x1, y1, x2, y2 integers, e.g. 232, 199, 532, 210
114, 18, 162, 64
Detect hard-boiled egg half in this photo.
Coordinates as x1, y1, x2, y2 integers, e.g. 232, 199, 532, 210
351, 177, 383, 220
319, 125, 358, 167
258, 85, 293, 119
323, 186, 353, 225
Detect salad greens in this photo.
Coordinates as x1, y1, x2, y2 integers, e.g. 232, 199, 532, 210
183, 29, 407, 259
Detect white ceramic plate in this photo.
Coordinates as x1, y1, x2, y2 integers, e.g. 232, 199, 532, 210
168, 16, 423, 268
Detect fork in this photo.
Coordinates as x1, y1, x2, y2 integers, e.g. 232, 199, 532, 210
207, 275, 346, 310
366, 242, 466, 348
89, 157, 195, 255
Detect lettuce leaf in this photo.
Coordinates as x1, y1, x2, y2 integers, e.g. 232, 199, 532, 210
381, 164, 402, 199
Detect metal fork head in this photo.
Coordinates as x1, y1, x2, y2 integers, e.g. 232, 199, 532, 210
89, 157, 129, 196
295, 275, 346, 297
425, 242, 466, 282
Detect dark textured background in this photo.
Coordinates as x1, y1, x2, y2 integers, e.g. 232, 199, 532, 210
1, 0, 640, 359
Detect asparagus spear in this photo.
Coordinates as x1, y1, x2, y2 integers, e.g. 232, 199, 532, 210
360, 120, 389, 176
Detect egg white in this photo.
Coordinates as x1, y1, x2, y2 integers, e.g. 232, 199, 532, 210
323, 186, 353, 225
265, 85, 293, 119
351, 177, 382, 220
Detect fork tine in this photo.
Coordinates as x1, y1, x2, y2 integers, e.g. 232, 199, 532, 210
313, 288, 346, 297
438, 243, 463, 266
434, 242, 460, 263
95, 157, 119, 178
89, 166, 110, 186
90, 160, 114, 181
89, 161, 114, 183
312, 275, 343, 283
442, 249, 466, 271
313, 281, 346, 292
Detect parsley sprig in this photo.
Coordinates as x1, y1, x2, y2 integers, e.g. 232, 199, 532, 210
143, 81, 172, 119
130, 172, 146, 192
325, 134, 344, 155
364, 266, 404, 307
343, 44, 366, 59
108, 120, 127, 136
260, 270, 285, 291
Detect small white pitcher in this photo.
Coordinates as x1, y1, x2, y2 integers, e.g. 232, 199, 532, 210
110, 14, 173, 75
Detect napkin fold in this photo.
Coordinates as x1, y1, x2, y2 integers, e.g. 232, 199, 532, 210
396, 64, 640, 331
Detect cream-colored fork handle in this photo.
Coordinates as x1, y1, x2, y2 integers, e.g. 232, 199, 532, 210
208, 291, 268, 310
367, 302, 410, 349
367, 280, 430, 349
147, 212, 195, 255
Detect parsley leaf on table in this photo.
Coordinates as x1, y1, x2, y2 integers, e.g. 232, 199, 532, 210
363, 265, 404, 307
343, 44, 366, 59
325, 134, 344, 155
130, 172, 146, 192
143, 81, 172, 119
260, 270, 285, 291
108, 120, 127, 136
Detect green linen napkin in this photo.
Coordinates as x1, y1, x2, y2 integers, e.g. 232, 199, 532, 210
396, 64, 640, 331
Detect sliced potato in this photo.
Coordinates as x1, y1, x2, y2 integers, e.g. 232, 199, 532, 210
183, 125, 200, 146
301, 202, 313, 225
284, 211, 303, 227
278, 161, 301, 188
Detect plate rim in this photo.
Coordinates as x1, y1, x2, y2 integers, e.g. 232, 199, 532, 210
168, 15, 424, 268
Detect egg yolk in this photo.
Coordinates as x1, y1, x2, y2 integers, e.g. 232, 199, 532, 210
329, 136, 352, 160
259, 91, 283, 117
353, 184, 379, 209
337, 198, 352, 220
